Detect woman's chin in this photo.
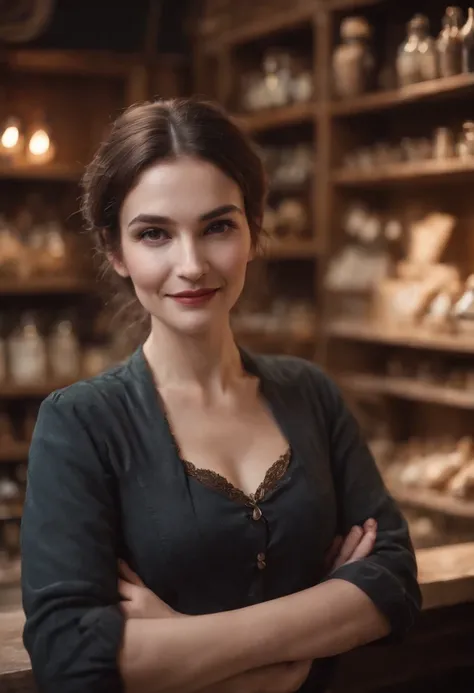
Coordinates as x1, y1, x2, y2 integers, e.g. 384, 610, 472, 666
164, 311, 226, 337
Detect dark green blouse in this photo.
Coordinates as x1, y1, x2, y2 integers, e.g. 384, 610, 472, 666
21, 347, 421, 693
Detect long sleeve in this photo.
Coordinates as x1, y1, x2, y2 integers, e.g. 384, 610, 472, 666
320, 375, 422, 638
21, 390, 125, 693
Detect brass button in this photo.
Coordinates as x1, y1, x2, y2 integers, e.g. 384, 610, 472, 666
252, 506, 262, 521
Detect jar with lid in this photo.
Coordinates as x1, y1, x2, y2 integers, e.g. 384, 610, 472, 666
49, 317, 81, 381
437, 6, 464, 78
457, 121, 474, 158
332, 16, 375, 99
461, 7, 474, 72
8, 313, 47, 385
396, 14, 438, 86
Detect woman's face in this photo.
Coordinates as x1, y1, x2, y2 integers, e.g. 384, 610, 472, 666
116, 156, 253, 336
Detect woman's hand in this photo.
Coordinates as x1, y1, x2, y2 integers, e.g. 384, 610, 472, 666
324, 518, 377, 575
119, 519, 378, 621
118, 560, 182, 619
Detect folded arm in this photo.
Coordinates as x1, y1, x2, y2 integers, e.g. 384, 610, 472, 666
22, 378, 421, 693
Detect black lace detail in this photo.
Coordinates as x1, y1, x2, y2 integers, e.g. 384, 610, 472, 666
183, 447, 291, 505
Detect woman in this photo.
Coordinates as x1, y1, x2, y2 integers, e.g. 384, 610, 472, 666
21, 98, 421, 693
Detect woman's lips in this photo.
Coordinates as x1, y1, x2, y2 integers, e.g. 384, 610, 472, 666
168, 289, 219, 306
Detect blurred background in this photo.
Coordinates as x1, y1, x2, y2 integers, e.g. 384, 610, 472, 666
2, 0, 474, 671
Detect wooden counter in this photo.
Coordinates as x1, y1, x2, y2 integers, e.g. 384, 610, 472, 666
2, 543, 474, 692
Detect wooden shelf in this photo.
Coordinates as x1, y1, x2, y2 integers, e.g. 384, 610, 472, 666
0, 162, 84, 182
5, 49, 140, 78
234, 102, 316, 133
340, 373, 474, 409
327, 319, 474, 354
263, 239, 319, 259
389, 483, 474, 520
0, 277, 98, 295
0, 381, 73, 399
212, 6, 315, 48
331, 73, 474, 117
328, 0, 388, 9
0, 444, 29, 463
332, 157, 474, 187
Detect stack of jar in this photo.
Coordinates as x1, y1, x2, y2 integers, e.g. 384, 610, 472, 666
0, 313, 113, 386
332, 7, 474, 100
341, 121, 474, 171
240, 49, 313, 112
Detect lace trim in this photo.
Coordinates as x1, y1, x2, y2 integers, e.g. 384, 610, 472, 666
183, 447, 291, 505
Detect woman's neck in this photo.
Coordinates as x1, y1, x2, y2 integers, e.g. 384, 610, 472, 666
142, 319, 244, 394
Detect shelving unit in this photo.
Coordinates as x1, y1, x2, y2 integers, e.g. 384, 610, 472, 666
195, 4, 321, 355
195, 0, 474, 541
327, 319, 474, 354
332, 158, 474, 186
330, 72, 474, 116
0, 38, 188, 597
340, 373, 474, 410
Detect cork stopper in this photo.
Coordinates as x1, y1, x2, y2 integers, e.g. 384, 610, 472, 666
340, 16, 371, 41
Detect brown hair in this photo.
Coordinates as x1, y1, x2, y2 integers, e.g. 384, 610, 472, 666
80, 98, 267, 337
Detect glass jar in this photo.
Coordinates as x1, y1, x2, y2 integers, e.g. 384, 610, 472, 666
461, 7, 474, 72
261, 50, 292, 108
240, 70, 265, 112
396, 14, 438, 87
289, 56, 313, 103
332, 16, 375, 99
49, 318, 81, 381
433, 127, 456, 159
437, 6, 464, 78
8, 313, 47, 385
0, 216, 22, 279
457, 121, 474, 158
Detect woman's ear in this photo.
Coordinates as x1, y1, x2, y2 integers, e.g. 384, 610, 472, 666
108, 251, 130, 278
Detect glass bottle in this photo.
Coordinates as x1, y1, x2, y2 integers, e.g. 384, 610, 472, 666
49, 317, 81, 381
396, 15, 438, 86
437, 7, 464, 78
8, 313, 47, 385
461, 7, 474, 72
332, 16, 375, 99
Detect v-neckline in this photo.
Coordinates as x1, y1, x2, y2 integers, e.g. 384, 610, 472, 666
129, 345, 293, 505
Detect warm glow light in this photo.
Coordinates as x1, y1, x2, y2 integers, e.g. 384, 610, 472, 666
1, 125, 20, 149
28, 129, 50, 156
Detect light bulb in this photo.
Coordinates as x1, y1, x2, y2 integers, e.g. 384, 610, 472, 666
1, 125, 20, 149
28, 129, 51, 156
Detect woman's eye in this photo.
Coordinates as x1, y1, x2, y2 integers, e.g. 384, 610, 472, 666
205, 219, 235, 235
139, 228, 168, 242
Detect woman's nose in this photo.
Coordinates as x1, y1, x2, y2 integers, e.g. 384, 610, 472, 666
176, 239, 208, 281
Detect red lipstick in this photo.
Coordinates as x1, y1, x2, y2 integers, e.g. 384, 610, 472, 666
168, 288, 219, 306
